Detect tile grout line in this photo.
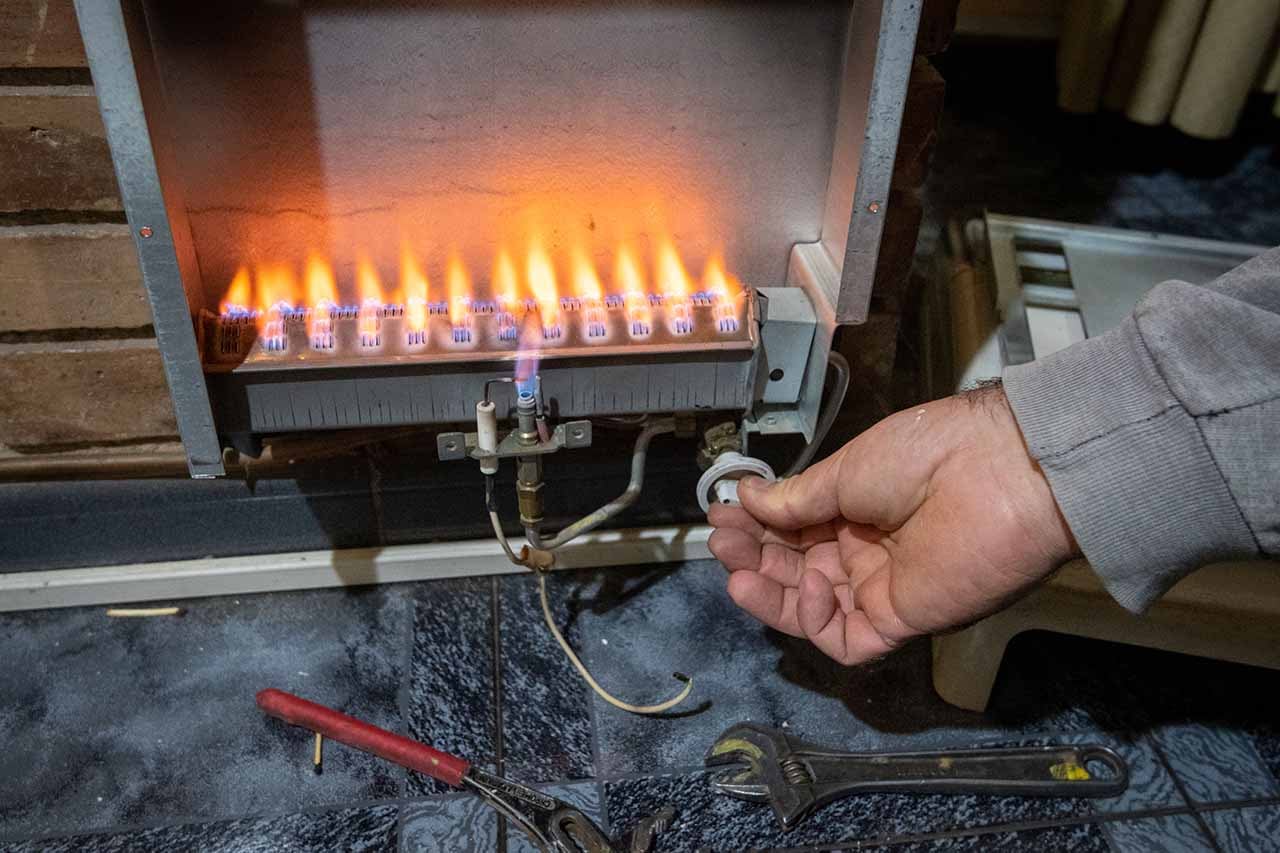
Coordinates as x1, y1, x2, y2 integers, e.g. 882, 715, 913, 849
771, 803, 1212, 853
396, 582, 418, 847
1144, 730, 1226, 853
5, 789, 1278, 850
490, 575, 509, 852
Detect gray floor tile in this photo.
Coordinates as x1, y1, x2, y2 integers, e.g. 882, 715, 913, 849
399, 781, 601, 853
407, 578, 498, 796
400, 794, 495, 853
1102, 813, 1214, 852
1152, 724, 1279, 805
1202, 804, 1280, 853
0, 804, 398, 853
497, 573, 594, 784
874, 822, 1109, 852
1055, 733, 1184, 814
0, 586, 411, 840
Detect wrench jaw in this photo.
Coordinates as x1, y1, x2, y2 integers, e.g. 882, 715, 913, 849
704, 723, 817, 831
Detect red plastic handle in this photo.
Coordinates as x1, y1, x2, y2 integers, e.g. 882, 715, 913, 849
256, 688, 470, 787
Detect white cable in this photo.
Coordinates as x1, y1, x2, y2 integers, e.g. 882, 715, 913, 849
784, 351, 851, 478
538, 572, 692, 715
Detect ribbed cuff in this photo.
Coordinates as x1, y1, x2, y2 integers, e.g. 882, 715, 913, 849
1003, 318, 1258, 612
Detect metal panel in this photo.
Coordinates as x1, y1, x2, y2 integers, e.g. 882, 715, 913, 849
215, 351, 756, 434
822, 0, 924, 323
73, 1, 224, 477
1062, 241, 1259, 338
138, 2, 853, 309
985, 212, 1266, 366
756, 287, 817, 403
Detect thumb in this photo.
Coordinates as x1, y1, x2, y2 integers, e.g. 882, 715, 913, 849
738, 449, 843, 530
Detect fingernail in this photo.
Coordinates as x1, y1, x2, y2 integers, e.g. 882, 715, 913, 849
737, 475, 765, 492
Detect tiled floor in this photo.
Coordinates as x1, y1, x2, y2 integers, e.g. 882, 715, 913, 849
1, 562, 1278, 852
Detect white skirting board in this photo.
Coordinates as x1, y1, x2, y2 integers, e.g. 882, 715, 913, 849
0, 525, 714, 613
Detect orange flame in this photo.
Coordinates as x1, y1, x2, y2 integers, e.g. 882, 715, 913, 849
401, 243, 429, 332
216, 236, 747, 343
220, 267, 253, 314
356, 256, 384, 306
656, 241, 692, 300
571, 246, 603, 300
493, 248, 520, 308
615, 244, 646, 295
526, 238, 559, 327
305, 254, 337, 307
447, 254, 470, 324
256, 263, 298, 310
701, 253, 740, 299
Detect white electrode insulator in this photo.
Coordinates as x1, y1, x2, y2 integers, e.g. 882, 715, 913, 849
696, 451, 777, 513
476, 400, 498, 475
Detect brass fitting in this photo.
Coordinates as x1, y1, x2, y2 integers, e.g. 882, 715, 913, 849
516, 454, 544, 526
697, 421, 743, 470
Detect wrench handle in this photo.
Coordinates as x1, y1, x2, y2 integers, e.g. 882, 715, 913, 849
256, 688, 470, 787
804, 743, 1129, 798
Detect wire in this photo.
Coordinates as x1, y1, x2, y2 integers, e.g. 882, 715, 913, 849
783, 350, 850, 478
538, 572, 693, 715
486, 474, 527, 566
525, 419, 675, 551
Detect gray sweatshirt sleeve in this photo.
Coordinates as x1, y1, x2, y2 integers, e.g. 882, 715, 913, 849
1002, 246, 1280, 612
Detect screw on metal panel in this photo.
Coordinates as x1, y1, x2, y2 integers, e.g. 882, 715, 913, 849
571, 427, 584, 440
139, 226, 154, 238
764, 415, 776, 426
445, 440, 457, 450
867, 201, 881, 214
769, 368, 785, 381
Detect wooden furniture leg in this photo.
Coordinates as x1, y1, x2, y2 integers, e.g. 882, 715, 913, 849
931, 560, 1280, 712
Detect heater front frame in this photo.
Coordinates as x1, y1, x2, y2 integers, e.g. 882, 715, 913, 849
74, 0, 923, 477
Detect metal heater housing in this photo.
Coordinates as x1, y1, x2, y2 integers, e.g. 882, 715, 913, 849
74, 0, 923, 477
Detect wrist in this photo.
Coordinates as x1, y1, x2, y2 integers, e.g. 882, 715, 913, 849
966, 380, 1081, 566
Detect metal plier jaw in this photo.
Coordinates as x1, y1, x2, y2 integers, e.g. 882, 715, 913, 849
705, 722, 1129, 832
463, 768, 674, 853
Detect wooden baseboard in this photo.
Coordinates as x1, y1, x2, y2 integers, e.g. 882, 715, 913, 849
0, 524, 715, 612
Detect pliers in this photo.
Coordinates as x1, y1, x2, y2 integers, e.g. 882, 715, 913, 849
258, 688, 673, 852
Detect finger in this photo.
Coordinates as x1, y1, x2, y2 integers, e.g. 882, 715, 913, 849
835, 527, 892, 590
849, 567, 921, 649
707, 502, 764, 539
737, 449, 844, 530
708, 527, 762, 573
758, 542, 804, 587
727, 571, 803, 637
796, 570, 898, 665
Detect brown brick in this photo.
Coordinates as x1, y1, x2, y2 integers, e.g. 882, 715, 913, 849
870, 187, 925, 310
0, 224, 148, 332
0, 340, 177, 450
0, 0, 87, 69
916, 0, 961, 56
0, 85, 120, 212
893, 57, 947, 190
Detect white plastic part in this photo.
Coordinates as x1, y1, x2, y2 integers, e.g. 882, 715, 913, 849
476, 400, 498, 475
696, 451, 777, 513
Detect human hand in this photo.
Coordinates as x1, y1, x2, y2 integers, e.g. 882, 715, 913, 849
707, 384, 1079, 664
